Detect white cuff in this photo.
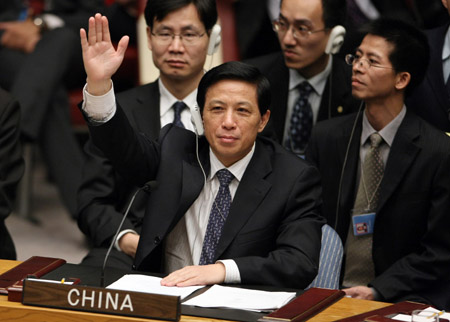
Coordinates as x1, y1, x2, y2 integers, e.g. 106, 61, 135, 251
82, 82, 116, 123
41, 14, 64, 30
217, 259, 241, 284
115, 229, 138, 252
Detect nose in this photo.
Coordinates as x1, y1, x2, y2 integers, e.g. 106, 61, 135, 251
353, 59, 364, 73
168, 35, 184, 53
222, 110, 236, 129
282, 27, 297, 46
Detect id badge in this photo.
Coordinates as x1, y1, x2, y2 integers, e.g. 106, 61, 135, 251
351, 213, 375, 236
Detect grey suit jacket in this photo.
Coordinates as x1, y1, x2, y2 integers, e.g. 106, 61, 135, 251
306, 110, 450, 308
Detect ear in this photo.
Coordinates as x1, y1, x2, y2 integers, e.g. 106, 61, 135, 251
258, 110, 271, 132
395, 72, 411, 91
147, 27, 153, 51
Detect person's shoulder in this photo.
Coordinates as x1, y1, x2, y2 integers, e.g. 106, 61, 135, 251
116, 81, 158, 102
413, 113, 450, 148
314, 112, 359, 133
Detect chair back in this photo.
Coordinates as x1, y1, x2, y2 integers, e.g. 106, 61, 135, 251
307, 224, 343, 289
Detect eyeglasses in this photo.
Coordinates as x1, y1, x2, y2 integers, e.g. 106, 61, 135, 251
151, 30, 206, 46
345, 54, 394, 70
272, 19, 328, 39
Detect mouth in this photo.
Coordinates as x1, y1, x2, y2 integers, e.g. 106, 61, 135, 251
166, 59, 187, 68
351, 77, 364, 87
218, 135, 238, 144
283, 49, 298, 59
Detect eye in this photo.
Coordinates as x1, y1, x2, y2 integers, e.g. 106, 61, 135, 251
182, 32, 197, 39
295, 25, 310, 33
157, 32, 172, 38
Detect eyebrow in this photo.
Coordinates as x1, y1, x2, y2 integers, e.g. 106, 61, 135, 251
155, 24, 201, 32
278, 13, 312, 26
356, 48, 382, 60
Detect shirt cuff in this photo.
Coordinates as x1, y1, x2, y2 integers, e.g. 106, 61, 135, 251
41, 14, 64, 30
216, 259, 241, 284
82, 82, 116, 123
115, 229, 138, 252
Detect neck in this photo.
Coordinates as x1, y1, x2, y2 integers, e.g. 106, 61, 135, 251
160, 72, 203, 100
297, 54, 330, 79
365, 96, 404, 131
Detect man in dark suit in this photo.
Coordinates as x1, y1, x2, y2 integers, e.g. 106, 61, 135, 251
406, 0, 450, 133
78, 0, 219, 269
306, 18, 450, 308
247, 0, 360, 155
80, 10, 324, 287
0, 87, 24, 260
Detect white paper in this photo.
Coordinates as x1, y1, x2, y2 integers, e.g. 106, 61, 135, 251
106, 274, 204, 300
183, 284, 296, 311
391, 307, 450, 322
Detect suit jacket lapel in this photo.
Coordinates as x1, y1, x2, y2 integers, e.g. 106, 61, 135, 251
426, 24, 450, 114
132, 81, 161, 138
377, 111, 420, 213
337, 114, 362, 234
214, 140, 272, 259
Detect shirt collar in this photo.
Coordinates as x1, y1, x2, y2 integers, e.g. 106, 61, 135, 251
159, 78, 197, 115
443, 25, 450, 62
208, 143, 256, 182
288, 55, 333, 96
361, 105, 406, 148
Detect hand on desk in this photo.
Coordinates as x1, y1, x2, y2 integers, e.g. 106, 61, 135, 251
80, 13, 129, 96
161, 263, 226, 287
343, 286, 375, 300
118, 233, 139, 258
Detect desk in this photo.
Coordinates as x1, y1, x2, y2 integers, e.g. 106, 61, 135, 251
0, 260, 390, 322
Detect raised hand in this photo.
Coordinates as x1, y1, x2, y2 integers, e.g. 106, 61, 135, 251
80, 13, 129, 95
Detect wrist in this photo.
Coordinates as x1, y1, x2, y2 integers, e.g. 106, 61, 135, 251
32, 16, 48, 33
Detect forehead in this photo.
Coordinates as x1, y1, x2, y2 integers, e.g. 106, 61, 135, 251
280, 0, 324, 24
358, 34, 394, 62
153, 3, 203, 29
205, 80, 258, 103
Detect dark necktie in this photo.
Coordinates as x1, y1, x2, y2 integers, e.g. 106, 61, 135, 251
347, 0, 370, 26
344, 132, 384, 286
172, 101, 186, 128
199, 169, 234, 265
287, 81, 314, 154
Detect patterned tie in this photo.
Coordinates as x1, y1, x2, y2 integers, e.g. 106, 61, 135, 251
199, 169, 234, 265
343, 132, 384, 286
172, 101, 186, 128
287, 81, 314, 154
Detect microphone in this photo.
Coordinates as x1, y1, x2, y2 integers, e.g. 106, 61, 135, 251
100, 180, 158, 287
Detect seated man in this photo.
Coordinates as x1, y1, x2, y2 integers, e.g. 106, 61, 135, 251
306, 18, 450, 308
77, 0, 219, 270
0, 87, 24, 260
79, 13, 324, 288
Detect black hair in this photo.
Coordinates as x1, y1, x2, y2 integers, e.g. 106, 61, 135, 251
359, 18, 430, 94
279, 0, 347, 28
144, 0, 218, 31
197, 61, 271, 116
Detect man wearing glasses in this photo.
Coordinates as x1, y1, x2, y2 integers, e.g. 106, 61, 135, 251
78, 0, 219, 269
306, 18, 450, 308
247, 0, 360, 156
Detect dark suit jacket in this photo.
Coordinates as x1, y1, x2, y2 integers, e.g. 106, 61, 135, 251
246, 52, 361, 142
306, 110, 450, 308
406, 23, 450, 132
78, 81, 161, 248
87, 103, 325, 289
0, 87, 24, 260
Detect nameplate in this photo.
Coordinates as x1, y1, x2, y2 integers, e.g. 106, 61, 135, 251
22, 279, 180, 321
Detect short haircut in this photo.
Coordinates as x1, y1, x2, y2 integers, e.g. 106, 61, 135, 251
360, 18, 430, 94
279, 0, 347, 28
144, 0, 218, 31
197, 61, 271, 116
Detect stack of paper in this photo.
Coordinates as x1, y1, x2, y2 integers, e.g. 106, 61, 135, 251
106, 274, 204, 300
183, 284, 296, 311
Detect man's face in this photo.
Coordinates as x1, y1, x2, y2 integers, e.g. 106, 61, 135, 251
147, 4, 209, 84
277, 0, 331, 78
350, 35, 400, 102
202, 80, 270, 167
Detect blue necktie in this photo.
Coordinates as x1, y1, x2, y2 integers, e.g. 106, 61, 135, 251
287, 81, 314, 154
172, 101, 186, 128
199, 169, 234, 265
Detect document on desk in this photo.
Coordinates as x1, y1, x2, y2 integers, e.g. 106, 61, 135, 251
106, 274, 204, 300
183, 284, 296, 311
